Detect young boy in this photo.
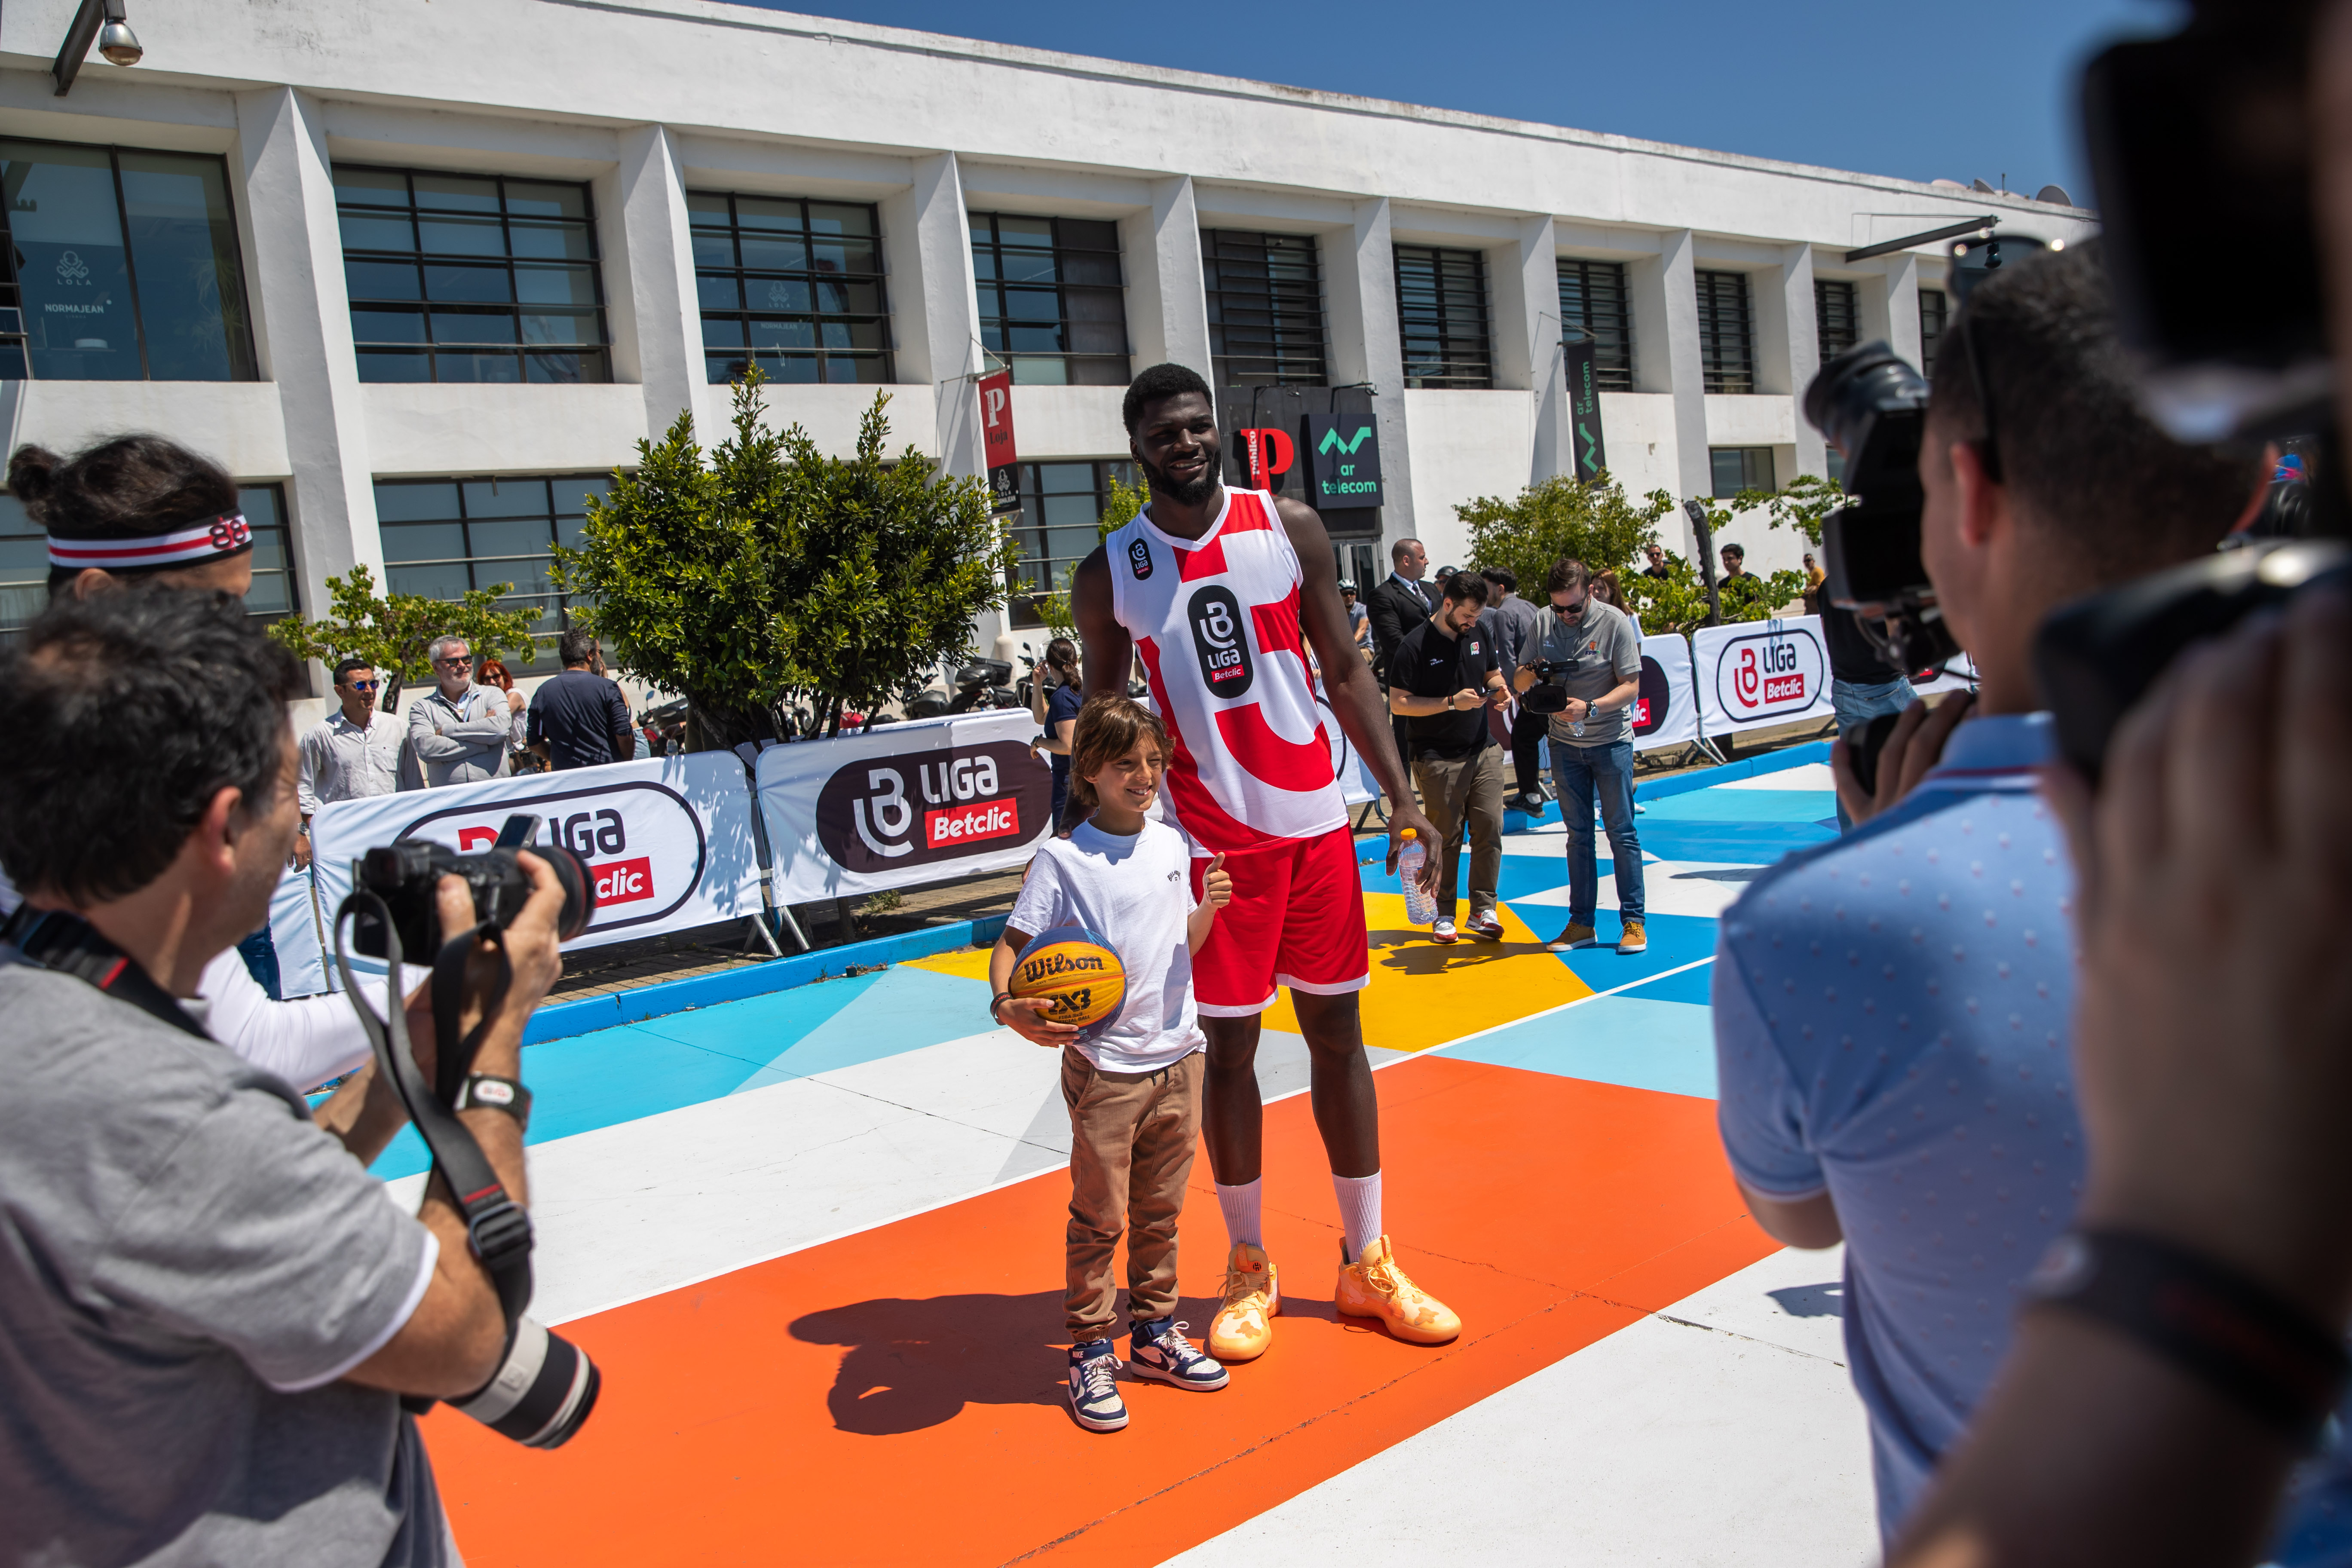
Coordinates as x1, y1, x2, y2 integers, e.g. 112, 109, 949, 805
992, 692, 1234, 1432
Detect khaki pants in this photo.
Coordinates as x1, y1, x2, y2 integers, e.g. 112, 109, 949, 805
1061, 1047, 1203, 1342
1410, 744, 1504, 921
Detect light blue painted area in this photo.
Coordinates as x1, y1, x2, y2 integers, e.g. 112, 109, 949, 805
1620, 960, 1720, 1006
1632, 820, 1834, 864
1638, 788, 1838, 825
1446, 995, 1720, 1099
639, 965, 988, 1084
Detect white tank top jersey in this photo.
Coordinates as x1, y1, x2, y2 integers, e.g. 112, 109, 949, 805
1105, 486, 1347, 854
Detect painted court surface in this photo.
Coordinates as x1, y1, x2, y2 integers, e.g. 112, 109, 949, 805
395, 746, 1879, 1566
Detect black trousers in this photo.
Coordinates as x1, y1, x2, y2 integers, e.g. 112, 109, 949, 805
1508, 707, 1549, 799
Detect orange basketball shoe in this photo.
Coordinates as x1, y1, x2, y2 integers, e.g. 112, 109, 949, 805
1207, 1242, 1279, 1362
1336, 1236, 1461, 1344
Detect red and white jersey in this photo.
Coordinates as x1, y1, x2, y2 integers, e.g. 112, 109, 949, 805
1106, 487, 1346, 853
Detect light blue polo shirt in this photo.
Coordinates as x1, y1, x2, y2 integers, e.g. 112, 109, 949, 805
1712, 713, 2082, 1539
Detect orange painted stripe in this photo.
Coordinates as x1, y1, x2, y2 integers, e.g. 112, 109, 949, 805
426, 1056, 1773, 1566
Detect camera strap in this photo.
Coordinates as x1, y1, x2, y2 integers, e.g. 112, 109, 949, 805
331, 891, 535, 1332
0, 905, 211, 1043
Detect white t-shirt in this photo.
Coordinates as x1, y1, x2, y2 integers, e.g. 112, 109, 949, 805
1006, 817, 1205, 1072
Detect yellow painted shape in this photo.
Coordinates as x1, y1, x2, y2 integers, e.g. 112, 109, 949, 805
900, 945, 995, 982
1266, 892, 1594, 1053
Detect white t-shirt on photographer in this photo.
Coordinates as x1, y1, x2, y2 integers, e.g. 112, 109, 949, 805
1007, 816, 1205, 1073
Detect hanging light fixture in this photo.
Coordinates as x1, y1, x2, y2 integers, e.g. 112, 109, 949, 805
52, 0, 143, 97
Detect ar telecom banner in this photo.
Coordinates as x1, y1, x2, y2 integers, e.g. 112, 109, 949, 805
1631, 633, 1699, 753
1306, 411, 1383, 510
1562, 337, 1609, 484
1690, 615, 1836, 738
757, 710, 1054, 903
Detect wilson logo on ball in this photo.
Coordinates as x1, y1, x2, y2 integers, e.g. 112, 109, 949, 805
1008, 926, 1127, 1036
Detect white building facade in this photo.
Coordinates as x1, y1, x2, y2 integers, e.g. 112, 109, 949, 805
0, 0, 2097, 675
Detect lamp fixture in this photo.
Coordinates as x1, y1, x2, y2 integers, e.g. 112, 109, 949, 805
53, 0, 142, 98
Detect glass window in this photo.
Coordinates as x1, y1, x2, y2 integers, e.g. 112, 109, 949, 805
689, 192, 891, 386
1711, 446, 1775, 497
336, 166, 608, 385
0, 482, 295, 643
0, 138, 257, 383
1002, 459, 1139, 628
1696, 270, 1755, 395
970, 212, 1128, 386
371, 473, 614, 671
1815, 279, 1860, 363
1919, 287, 1950, 377
1203, 230, 1326, 388
1556, 258, 1633, 391
1394, 244, 1493, 389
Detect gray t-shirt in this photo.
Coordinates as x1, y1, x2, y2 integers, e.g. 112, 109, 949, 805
0, 962, 451, 1568
1530, 598, 1643, 747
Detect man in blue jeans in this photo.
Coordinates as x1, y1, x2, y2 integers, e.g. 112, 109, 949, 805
1515, 557, 1645, 954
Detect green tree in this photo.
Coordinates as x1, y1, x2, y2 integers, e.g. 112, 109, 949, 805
268, 563, 542, 712
1457, 471, 1678, 594
1033, 470, 1150, 640
554, 371, 1014, 748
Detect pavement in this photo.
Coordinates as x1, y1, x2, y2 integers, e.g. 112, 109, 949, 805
386, 748, 1879, 1565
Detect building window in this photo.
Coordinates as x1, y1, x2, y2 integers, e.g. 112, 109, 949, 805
1711, 446, 1775, 497
335, 166, 609, 385
0, 138, 256, 382
1, 483, 294, 644
374, 474, 613, 671
1004, 459, 1138, 627
1815, 279, 1859, 362
970, 213, 1127, 386
1394, 245, 1493, 389
1696, 270, 1755, 394
1556, 258, 1633, 391
1203, 230, 1327, 388
1919, 287, 1950, 377
689, 193, 890, 386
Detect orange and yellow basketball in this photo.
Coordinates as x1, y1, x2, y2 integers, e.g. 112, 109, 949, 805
1009, 926, 1127, 1032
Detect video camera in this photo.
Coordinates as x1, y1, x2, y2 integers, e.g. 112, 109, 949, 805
333, 815, 601, 1449
1519, 657, 1580, 714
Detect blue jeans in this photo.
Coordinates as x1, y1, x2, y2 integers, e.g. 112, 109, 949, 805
1833, 678, 1915, 833
1549, 738, 1644, 926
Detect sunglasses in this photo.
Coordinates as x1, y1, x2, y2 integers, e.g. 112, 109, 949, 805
345, 679, 380, 692
436, 654, 474, 668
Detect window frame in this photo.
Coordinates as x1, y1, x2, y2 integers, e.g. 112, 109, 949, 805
1696, 270, 1756, 395
1203, 229, 1329, 388
1394, 243, 1494, 390
1003, 458, 1139, 628
334, 164, 612, 387
689, 190, 893, 387
1919, 287, 1951, 378
1710, 446, 1776, 498
969, 211, 1130, 387
0, 481, 295, 645
1814, 278, 1860, 364
0, 135, 259, 383
372, 473, 615, 672
1556, 257, 1634, 392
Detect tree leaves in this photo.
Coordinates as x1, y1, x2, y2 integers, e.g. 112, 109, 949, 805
266, 562, 542, 711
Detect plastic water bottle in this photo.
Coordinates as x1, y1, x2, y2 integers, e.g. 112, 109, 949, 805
1399, 829, 1438, 925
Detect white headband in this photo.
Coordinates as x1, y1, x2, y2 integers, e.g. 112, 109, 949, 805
47, 512, 254, 571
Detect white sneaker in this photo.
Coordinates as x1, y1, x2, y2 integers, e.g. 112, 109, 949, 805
1431, 917, 1459, 944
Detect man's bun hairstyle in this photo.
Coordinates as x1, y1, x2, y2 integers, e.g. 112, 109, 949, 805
1122, 362, 1214, 434
16, 435, 244, 592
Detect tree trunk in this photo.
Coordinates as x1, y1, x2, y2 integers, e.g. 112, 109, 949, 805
382, 673, 404, 713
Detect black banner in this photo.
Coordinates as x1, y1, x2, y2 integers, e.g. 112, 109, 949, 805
1305, 408, 1382, 510
1564, 337, 1608, 484
1216, 386, 1383, 513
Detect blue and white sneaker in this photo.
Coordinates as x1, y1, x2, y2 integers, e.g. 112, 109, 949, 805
1126, 1317, 1230, 1391
1066, 1341, 1128, 1431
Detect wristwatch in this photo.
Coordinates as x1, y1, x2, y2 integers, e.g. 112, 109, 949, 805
454, 1074, 532, 1131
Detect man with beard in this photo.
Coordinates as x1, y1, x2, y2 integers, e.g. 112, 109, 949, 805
1072, 363, 1461, 1365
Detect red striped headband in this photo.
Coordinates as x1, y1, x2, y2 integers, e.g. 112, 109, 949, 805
47, 511, 254, 571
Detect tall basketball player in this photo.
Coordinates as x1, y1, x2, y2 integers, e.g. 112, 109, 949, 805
1073, 363, 1461, 1360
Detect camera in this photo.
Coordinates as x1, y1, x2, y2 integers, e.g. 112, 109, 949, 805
1519, 657, 1578, 714
350, 814, 595, 961
1802, 341, 1961, 677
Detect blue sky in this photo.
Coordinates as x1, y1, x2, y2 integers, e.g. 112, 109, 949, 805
753, 0, 2183, 204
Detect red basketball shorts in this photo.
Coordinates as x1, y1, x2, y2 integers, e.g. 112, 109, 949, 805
1188, 825, 1371, 1017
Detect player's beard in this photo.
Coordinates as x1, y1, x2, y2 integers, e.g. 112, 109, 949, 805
1139, 449, 1219, 508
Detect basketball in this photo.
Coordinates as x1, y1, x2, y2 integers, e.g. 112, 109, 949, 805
1009, 926, 1127, 1032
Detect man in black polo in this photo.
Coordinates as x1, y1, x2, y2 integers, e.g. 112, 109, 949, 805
1387, 573, 1507, 944
527, 631, 635, 772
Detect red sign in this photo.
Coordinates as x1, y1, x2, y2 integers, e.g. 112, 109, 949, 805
925, 798, 1022, 850
594, 855, 656, 906
1240, 428, 1294, 490
978, 370, 1016, 470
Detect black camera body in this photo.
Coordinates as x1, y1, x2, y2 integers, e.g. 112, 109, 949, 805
1804, 341, 1962, 677
351, 814, 594, 961
1519, 657, 1580, 714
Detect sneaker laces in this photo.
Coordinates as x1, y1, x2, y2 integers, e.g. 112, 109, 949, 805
1220, 1264, 1271, 1312
1366, 1257, 1431, 1315
1076, 1352, 1120, 1400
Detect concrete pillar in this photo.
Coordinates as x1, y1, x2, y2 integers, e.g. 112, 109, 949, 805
1488, 214, 1566, 483
1121, 175, 1210, 377
611, 125, 704, 439
1860, 252, 1924, 370
233, 86, 382, 615
1323, 196, 1416, 544
1649, 228, 1713, 534
888, 152, 987, 481
1756, 242, 1825, 481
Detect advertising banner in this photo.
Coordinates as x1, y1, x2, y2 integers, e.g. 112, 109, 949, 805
307, 755, 768, 971
1306, 411, 1383, 510
1562, 337, 1608, 484
268, 863, 334, 999
1906, 650, 1981, 699
757, 710, 1054, 903
978, 369, 1019, 514
1631, 633, 1699, 753
1315, 695, 1383, 805
1691, 615, 1836, 738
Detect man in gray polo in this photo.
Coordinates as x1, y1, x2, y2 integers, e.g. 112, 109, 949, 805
405, 634, 512, 788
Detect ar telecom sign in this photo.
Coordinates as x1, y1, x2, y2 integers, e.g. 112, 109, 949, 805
1562, 337, 1609, 484
1306, 413, 1383, 509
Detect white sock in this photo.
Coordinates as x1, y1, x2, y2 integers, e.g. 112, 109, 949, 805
1216, 1179, 1263, 1249
1332, 1171, 1383, 1260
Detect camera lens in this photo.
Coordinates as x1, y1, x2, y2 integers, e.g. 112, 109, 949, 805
446, 1316, 601, 1449
530, 845, 597, 942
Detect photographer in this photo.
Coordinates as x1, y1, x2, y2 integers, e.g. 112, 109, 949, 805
0, 590, 565, 1565
1709, 242, 2269, 1546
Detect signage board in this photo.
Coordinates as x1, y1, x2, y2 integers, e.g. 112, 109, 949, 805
978, 369, 1019, 513
1306, 412, 1382, 509
1631, 633, 1699, 752
1690, 616, 1836, 737
1563, 337, 1609, 483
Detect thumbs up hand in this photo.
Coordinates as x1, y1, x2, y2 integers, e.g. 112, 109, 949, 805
1202, 853, 1233, 910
